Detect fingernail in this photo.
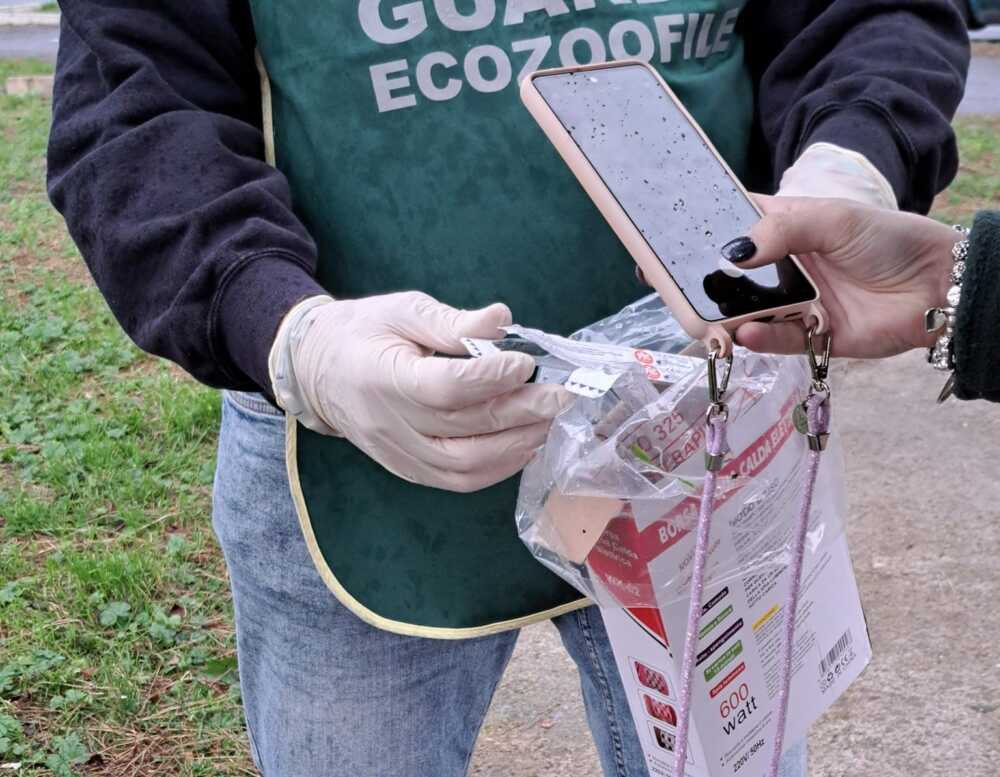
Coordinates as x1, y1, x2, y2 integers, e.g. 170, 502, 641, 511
484, 302, 513, 329
721, 237, 757, 264
511, 352, 537, 381
554, 388, 577, 412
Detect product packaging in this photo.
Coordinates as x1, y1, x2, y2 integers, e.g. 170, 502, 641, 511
470, 296, 872, 777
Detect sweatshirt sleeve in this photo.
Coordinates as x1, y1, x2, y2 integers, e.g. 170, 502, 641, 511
47, 0, 327, 397
954, 211, 1000, 403
741, 0, 970, 214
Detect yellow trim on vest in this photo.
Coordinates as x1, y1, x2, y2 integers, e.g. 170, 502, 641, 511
256, 50, 590, 637
255, 50, 276, 167
285, 416, 591, 639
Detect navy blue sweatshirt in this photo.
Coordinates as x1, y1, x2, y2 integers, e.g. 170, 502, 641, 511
46, 1, 970, 400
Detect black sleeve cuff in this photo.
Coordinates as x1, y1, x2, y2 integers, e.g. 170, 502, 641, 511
211, 250, 327, 401
802, 102, 910, 209
954, 211, 1000, 402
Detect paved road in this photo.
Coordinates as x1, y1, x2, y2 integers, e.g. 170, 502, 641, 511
970, 25, 1000, 41
0, 24, 56, 62
472, 350, 1000, 776
1, 25, 999, 113
959, 54, 1000, 115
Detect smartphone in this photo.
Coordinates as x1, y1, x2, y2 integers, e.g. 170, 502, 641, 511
521, 61, 826, 353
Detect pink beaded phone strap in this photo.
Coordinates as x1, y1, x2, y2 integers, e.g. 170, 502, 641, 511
673, 331, 832, 777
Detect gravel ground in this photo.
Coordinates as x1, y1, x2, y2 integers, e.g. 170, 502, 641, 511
471, 351, 1000, 776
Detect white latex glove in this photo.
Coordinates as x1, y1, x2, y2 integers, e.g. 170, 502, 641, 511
777, 142, 898, 210
268, 292, 575, 493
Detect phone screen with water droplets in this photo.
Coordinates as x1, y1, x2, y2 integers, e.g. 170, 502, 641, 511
533, 64, 816, 322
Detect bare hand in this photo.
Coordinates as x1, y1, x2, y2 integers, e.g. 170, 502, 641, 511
731, 196, 960, 358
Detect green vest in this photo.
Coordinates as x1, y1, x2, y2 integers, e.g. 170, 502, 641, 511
249, 0, 753, 638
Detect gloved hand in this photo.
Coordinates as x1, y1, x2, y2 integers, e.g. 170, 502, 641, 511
268, 292, 575, 493
777, 142, 898, 210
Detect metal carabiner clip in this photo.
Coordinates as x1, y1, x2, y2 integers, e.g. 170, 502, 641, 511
704, 350, 733, 471
706, 349, 733, 423
798, 326, 833, 451
805, 326, 832, 395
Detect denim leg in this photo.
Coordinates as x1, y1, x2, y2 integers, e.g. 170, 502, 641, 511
212, 392, 520, 777
553, 606, 808, 777
552, 606, 649, 777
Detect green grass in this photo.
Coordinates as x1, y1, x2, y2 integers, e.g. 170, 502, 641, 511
0, 59, 53, 83
0, 56, 997, 775
1, 61, 251, 775
932, 116, 1000, 225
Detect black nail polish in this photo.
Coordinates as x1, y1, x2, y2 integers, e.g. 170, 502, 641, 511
721, 237, 757, 264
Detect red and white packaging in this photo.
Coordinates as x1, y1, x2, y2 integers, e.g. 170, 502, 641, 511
517, 344, 871, 777
594, 518, 869, 777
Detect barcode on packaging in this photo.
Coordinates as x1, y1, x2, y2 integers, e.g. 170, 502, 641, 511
820, 630, 853, 676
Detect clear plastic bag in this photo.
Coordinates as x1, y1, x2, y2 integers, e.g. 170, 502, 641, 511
514, 296, 847, 610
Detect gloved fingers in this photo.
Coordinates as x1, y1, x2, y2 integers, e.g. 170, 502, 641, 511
777, 142, 898, 210
366, 419, 551, 493
728, 196, 862, 270
423, 420, 553, 493
398, 350, 537, 410
408, 383, 576, 437
734, 320, 806, 355
385, 291, 512, 355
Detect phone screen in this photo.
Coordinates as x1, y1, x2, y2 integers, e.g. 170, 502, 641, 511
533, 64, 816, 322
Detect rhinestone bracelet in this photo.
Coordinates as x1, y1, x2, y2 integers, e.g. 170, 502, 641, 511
924, 225, 970, 403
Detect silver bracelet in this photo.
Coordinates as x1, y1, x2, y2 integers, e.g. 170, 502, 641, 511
924, 225, 970, 403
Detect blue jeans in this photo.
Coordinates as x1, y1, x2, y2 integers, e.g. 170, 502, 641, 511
212, 391, 808, 777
